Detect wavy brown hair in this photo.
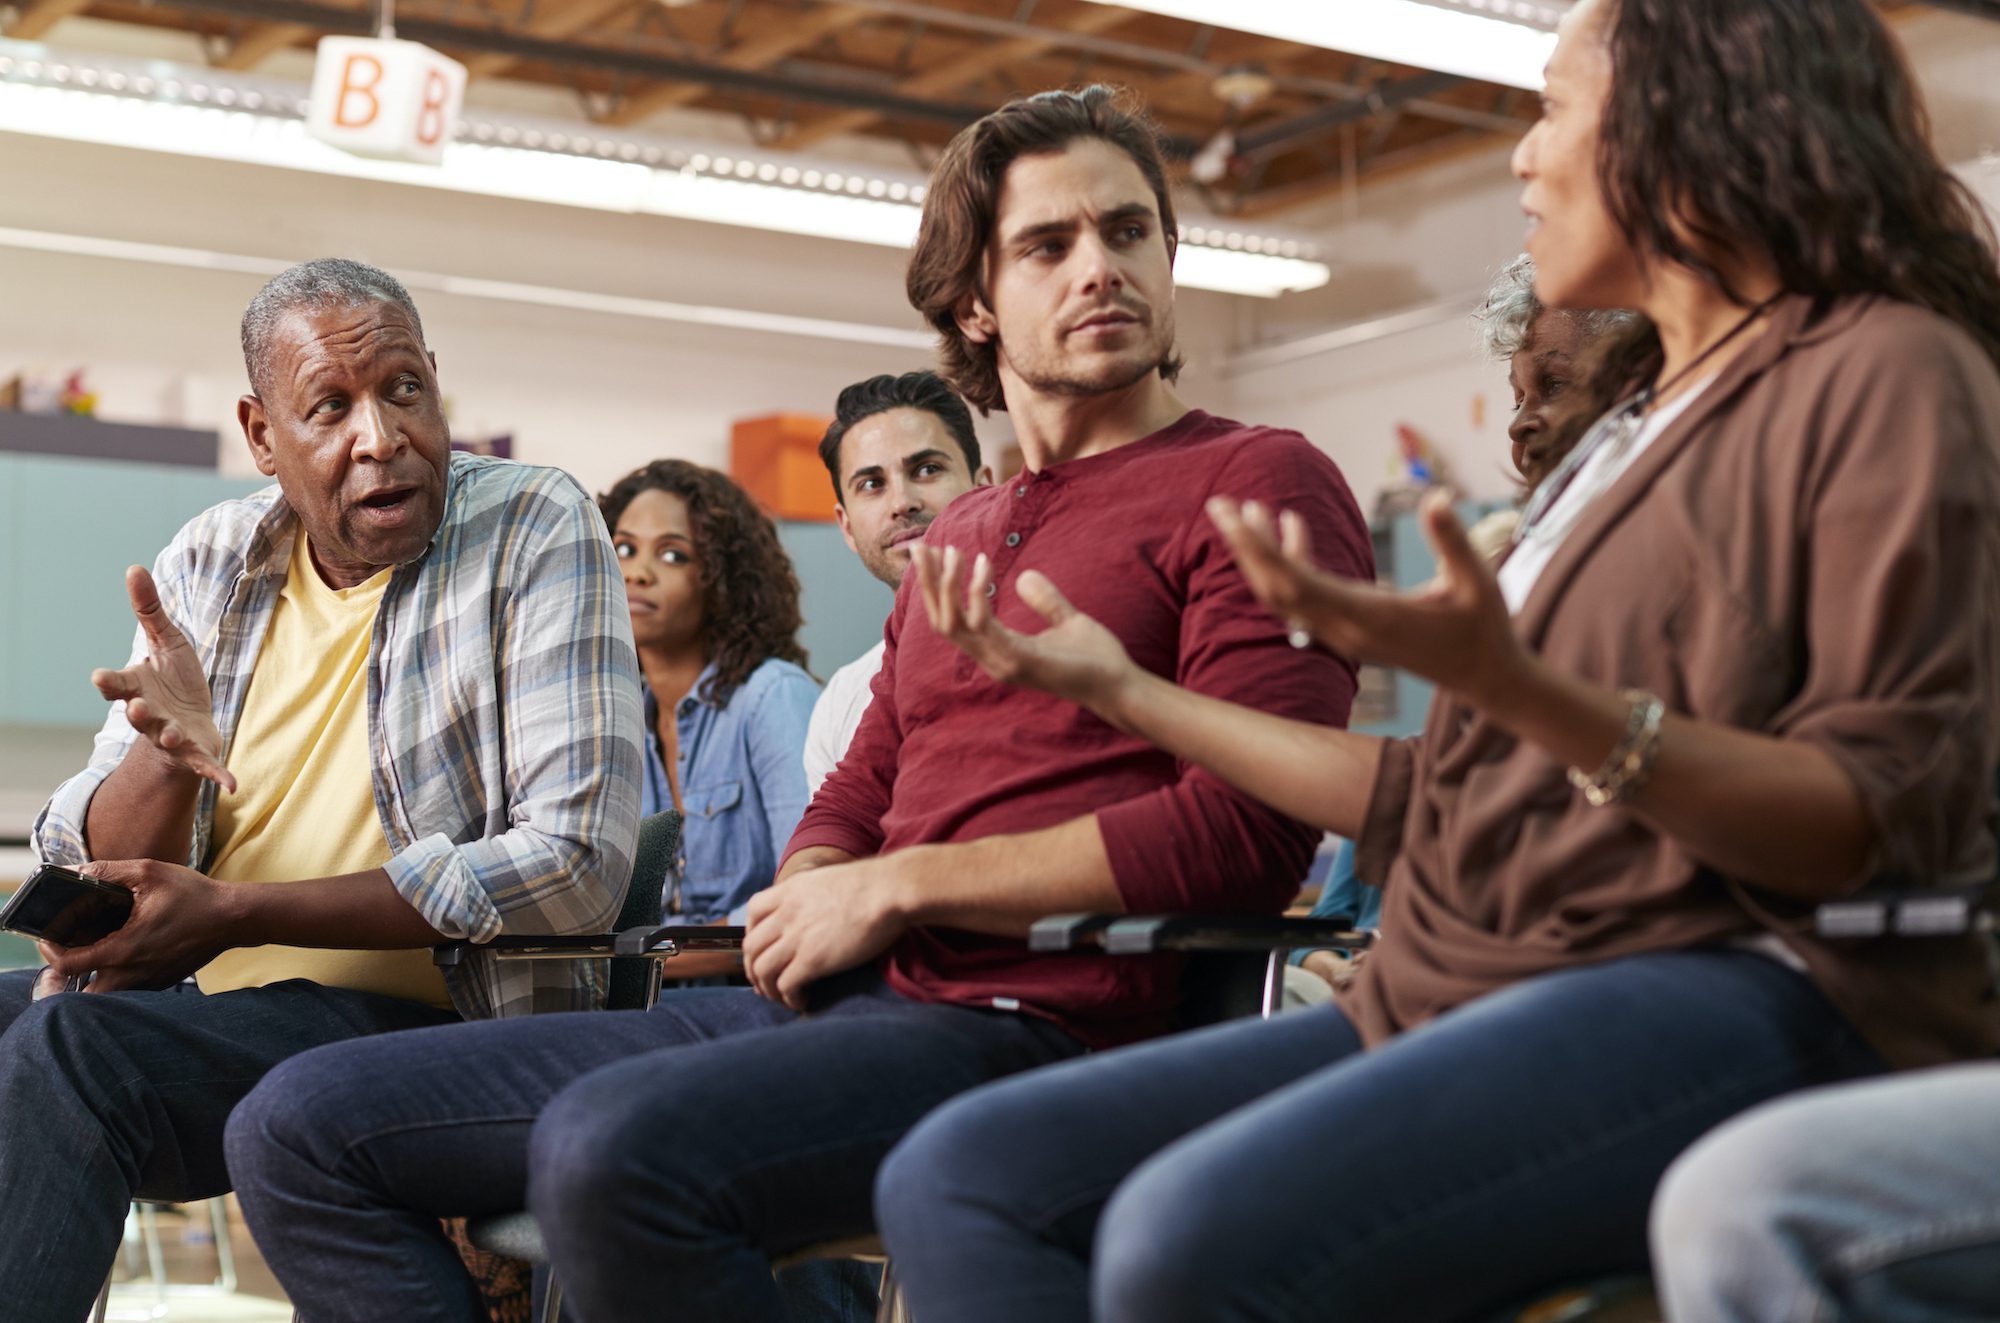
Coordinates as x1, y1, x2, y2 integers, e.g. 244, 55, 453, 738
907, 84, 1184, 414
1541, 0, 2000, 464
598, 460, 808, 706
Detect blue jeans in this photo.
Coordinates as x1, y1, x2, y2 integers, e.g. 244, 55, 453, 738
225, 967, 1084, 1323
876, 949, 1887, 1323
0, 968, 457, 1323
1653, 1063, 2000, 1322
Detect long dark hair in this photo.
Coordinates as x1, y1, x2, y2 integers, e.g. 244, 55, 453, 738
1544, 0, 2000, 463
598, 460, 809, 706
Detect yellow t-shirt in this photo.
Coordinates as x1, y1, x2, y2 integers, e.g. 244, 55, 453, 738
198, 529, 452, 1008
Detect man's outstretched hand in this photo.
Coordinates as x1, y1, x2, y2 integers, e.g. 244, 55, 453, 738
91, 566, 236, 794
1207, 490, 1529, 711
912, 543, 1138, 714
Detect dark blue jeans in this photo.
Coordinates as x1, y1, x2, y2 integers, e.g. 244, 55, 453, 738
225, 967, 1084, 1323
0, 969, 457, 1323
876, 949, 1889, 1323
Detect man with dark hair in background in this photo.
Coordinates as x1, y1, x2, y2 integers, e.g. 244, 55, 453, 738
226, 87, 1371, 1323
804, 370, 992, 794
0, 258, 640, 1321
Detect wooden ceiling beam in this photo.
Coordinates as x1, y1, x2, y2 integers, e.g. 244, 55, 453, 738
463, 0, 638, 80
7, 0, 92, 40
602, 2, 872, 126
213, 19, 316, 68
767, 4, 1142, 152
1233, 126, 1516, 219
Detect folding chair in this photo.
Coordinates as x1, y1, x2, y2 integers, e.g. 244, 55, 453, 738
426, 809, 905, 1322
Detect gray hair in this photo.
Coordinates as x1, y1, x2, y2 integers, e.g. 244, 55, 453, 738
1473, 254, 1638, 361
240, 258, 426, 396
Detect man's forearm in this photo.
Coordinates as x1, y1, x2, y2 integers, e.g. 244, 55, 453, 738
218, 869, 446, 950
883, 816, 1125, 938
83, 739, 201, 865
776, 845, 856, 883
1105, 668, 1383, 839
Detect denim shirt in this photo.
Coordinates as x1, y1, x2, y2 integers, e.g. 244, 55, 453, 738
640, 657, 819, 924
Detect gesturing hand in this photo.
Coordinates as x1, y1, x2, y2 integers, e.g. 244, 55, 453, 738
36, 858, 236, 994
1207, 488, 1528, 708
912, 543, 1137, 713
91, 566, 236, 793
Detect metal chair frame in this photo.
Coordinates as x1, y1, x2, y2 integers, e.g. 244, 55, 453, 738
437, 910, 1379, 1323
439, 920, 911, 1323
89, 1196, 239, 1323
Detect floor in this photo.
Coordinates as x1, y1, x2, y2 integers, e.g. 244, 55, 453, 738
99, 1200, 293, 1321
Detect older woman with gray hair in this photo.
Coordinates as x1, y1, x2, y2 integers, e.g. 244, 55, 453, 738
1477, 253, 1637, 484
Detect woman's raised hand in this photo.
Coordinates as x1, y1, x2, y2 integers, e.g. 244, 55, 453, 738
912, 543, 1139, 713
1207, 488, 1528, 707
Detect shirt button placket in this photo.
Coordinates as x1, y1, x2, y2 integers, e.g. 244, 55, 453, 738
992, 476, 1042, 602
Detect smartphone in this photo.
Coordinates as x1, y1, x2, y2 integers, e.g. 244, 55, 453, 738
0, 864, 134, 947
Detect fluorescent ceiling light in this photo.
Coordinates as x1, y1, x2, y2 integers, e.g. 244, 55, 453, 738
0, 43, 1331, 298
0, 223, 938, 349
1085, 0, 1558, 91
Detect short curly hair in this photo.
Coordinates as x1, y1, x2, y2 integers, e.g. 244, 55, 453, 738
241, 258, 424, 399
598, 460, 809, 706
818, 371, 982, 503
1474, 255, 1636, 362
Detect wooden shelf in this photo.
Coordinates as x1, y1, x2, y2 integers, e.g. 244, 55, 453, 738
0, 411, 217, 468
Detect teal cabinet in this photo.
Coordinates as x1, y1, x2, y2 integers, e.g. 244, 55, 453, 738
0, 455, 265, 727
1352, 499, 1512, 739
0, 458, 898, 726
775, 520, 895, 680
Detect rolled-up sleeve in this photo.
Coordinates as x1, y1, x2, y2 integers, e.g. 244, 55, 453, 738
1354, 735, 1419, 890
749, 666, 821, 864
32, 538, 202, 866
1095, 438, 1374, 914
383, 485, 644, 940
31, 688, 138, 866
1776, 323, 2000, 887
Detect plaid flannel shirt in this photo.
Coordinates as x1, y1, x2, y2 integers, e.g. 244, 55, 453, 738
32, 452, 644, 1018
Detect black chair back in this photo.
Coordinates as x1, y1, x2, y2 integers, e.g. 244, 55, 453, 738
1173, 951, 1275, 1028
608, 811, 681, 1010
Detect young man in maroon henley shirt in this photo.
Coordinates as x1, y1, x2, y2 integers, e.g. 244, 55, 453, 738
223, 86, 1372, 1323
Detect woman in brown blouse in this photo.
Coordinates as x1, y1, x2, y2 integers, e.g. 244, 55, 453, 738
875, 0, 2000, 1319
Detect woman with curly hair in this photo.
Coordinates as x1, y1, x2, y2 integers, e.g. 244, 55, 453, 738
599, 459, 817, 928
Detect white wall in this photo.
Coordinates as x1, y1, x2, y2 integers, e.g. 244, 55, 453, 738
0, 131, 1251, 498
4, 8, 1997, 510
1224, 313, 1520, 520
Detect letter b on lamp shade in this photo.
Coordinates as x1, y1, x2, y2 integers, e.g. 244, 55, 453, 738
307, 36, 466, 165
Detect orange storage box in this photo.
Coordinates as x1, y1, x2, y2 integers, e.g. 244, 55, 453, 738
730, 412, 837, 523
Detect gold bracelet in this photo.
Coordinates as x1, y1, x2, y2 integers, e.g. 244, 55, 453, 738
1568, 689, 1666, 808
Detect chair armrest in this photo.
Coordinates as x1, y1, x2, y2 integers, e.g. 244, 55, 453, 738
1814, 883, 1999, 939
1027, 914, 1120, 952
1028, 913, 1373, 955
433, 924, 747, 969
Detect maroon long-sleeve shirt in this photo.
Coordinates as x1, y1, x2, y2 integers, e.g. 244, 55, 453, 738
786, 409, 1373, 1046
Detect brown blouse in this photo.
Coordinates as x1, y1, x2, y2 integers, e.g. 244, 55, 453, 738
1343, 294, 2000, 1070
